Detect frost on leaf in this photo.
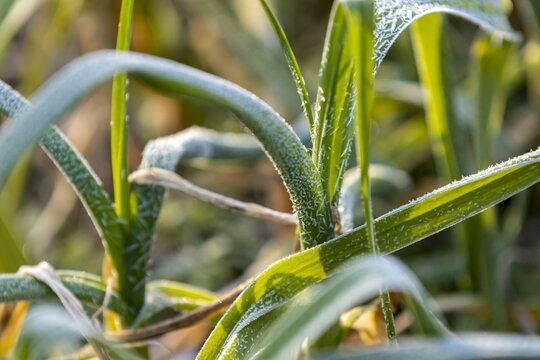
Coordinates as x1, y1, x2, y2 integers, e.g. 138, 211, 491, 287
372, 0, 519, 73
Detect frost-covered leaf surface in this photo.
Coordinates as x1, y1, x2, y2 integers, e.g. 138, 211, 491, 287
254, 256, 446, 359
0, 81, 125, 278
197, 147, 540, 359
0, 270, 131, 320
0, 51, 335, 310
311, 334, 540, 359
0, 51, 333, 248
373, 0, 519, 72
313, 0, 517, 206
313, 0, 356, 206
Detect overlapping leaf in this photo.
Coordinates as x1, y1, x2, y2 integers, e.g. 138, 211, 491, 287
0, 81, 125, 286
0, 271, 131, 320
313, 1, 356, 206
253, 256, 447, 359
311, 334, 540, 359
312, 0, 517, 207
0, 51, 335, 299
197, 147, 540, 359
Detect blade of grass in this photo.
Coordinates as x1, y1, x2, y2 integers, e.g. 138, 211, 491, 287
373, 0, 520, 72
0, 270, 131, 320
254, 256, 448, 359
111, 0, 134, 225
311, 335, 540, 359
313, 1, 356, 206
108, 0, 135, 325
0, 51, 334, 306
412, 13, 463, 181
347, 0, 395, 341
471, 34, 514, 330
0, 81, 128, 310
258, 0, 314, 132
196, 147, 540, 359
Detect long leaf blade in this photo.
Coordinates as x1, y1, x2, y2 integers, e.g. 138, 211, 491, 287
258, 0, 314, 132
347, 0, 396, 340
311, 334, 540, 360
313, 1, 356, 206
373, 0, 519, 72
311, 0, 518, 207
196, 147, 540, 359
0, 271, 131, 320
0, 81, 125, 285
255, 256, 447, 359
0, 50, 334, 250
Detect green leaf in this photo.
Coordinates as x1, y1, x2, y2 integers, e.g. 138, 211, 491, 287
0, 271, 131, 320
196, 147, 540, 359
310, 334, 540, 359
312, 0, 518, 206
0, 80, 126, 295
313, 0, 356, 206
111, 0, 134, 225
258, 0, 314, 132
472, 34, 513, 169
253, 256, 448, 359
0, 51, 334, 300
373, 0, 519, 72
135, 280, 219, 326
345, 0, 396, 340
412, 13, 463, 181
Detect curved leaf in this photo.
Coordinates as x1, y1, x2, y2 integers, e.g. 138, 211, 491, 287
135, 280, 219, 326
0, 81, 125, 288
197, 147, 540, 359
0, 51, 334, 251
311, 334, 540, 360
373, 0, 519, 72
312, 0, 518, 207
254, 256, 447, 359
313, 0, 356, 206
0, 271, 131, 320
259, 0, 314, 132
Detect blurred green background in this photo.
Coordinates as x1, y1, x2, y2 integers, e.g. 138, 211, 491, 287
1, 0, 540, 356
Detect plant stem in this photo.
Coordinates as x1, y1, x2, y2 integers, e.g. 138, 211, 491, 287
111, 0, 134, 225
348, 0, 396, 342
472, 35, 513, 330
109, 0, 134, 325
